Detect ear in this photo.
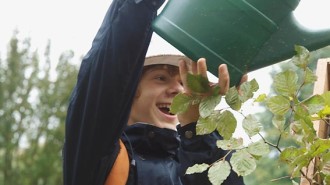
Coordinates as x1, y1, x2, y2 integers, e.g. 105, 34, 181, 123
134, 88, 141, 98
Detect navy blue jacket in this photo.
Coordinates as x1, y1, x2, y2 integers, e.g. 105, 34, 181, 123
63, 0, 244, 184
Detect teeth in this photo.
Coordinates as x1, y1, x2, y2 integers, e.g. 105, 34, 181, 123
157, 103, 175, 115
157, 104, 171, 109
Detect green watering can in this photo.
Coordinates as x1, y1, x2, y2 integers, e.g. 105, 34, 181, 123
152, 0, 330, 86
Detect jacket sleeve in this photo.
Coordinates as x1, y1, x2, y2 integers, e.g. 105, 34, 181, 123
177, 123, 245, 185
63, 0, 165, 184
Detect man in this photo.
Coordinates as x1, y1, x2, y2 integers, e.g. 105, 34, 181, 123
63, 0, 246, 184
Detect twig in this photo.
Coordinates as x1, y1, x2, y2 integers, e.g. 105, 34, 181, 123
258, 133, 282, 153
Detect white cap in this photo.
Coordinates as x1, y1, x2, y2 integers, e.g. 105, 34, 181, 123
145, 33, 217, 82
144, 54, 217, 82
144, 54, 192, 67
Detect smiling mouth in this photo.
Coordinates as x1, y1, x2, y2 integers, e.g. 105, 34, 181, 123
157, 104, 175, 116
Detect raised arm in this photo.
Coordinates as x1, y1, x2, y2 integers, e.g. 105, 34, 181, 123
63, 0, 165, 184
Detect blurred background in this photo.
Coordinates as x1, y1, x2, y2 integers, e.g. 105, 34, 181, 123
0, 0, 330, 184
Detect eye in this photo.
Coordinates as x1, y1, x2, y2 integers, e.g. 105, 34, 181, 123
155, 75, 167, 81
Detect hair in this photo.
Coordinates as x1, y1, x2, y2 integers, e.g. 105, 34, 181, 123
142, 64, 179, 77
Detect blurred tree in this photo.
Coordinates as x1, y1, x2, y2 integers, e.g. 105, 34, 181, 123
1, 33, 329, 185
0, 32, 78, 185
244, 110, 297, 185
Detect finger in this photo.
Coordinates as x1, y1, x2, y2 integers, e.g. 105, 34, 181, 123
237, 74, 248, 92
197, 58, 208, 79
179, 60, 189, 90
239, 74, 248, 85
218, 64, 230, 95
191, 60, 197, 74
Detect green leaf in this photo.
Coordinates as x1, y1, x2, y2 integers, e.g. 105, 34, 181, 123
293, 104, 309, 121
309, 138, 330, 157
323, 175, 330, 185
199, 94, 221, 118
298, 118, 316, 142
322, 91, 330, 106
186, 163, 209, 174
216, 138, 244, 150
290, 121, 303, 137
230, 149, 257, 176
319, 92, 330, 118
272, 115, 285, 131
208, 161, 231, 185
211, 85, 221, 96
292, 180, 299, 185
281, 148, 312, 178
266, 95, 291, 115
321, 153, 330, 176
242, 114, 261, 137
254, 93, 267, 102
187, 73, 210, 93
291, 154, 312, 177
319, 105, 330, 118
225, 87, 242, 110
170, 93, 192, 114
215, 110, 237, 140
196, 115, 217, 135
280, 147, 305, 163
321, 150, 330, 164
239, 79, 259, 102
247, 141, 270, 156
273, 70, 298, 97
250, 79, 259, 91
300, 94, 325, 115
292, 45, 310, 69
304, 67, 318, 84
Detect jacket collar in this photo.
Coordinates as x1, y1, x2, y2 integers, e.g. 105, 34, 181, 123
123, 123, 180, 158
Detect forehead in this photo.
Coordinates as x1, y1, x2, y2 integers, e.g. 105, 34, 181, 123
142, 64, 179, 76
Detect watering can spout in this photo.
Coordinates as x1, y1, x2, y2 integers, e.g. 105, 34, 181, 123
251, 13, 330, 71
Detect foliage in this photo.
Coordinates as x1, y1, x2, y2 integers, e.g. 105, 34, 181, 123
171, 45, 330, 185
171, 70, 267, 184
245, 45, 330, 185
244, 155, 294, 185
0, 33, 78, 185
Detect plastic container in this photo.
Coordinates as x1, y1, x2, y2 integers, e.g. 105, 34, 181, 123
153, 0, 330, 86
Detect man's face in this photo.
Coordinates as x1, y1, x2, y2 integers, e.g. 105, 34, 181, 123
128, 65, 183, 130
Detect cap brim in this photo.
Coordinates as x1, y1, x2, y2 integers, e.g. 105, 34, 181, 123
144, 54, 192, 67
144, 54, 218, 82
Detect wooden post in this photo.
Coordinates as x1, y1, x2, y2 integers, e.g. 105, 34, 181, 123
300, 58, 330, 185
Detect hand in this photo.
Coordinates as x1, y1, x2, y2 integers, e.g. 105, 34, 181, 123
177, 58, 247, 126
215, 62, 248, 95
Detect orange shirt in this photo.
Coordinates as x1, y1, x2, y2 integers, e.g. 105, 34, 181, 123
104, 140, 129, 185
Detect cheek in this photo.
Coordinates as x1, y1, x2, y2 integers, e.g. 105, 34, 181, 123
134, 88, 155, 107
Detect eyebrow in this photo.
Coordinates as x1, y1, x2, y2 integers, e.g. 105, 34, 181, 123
146, 66, 169, 73
144, 65, 179, 76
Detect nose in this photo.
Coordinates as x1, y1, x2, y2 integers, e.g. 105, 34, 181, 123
167, 79, 183, 97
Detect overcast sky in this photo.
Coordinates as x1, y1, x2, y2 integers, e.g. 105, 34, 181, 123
1, 0, 329, 60
0, 0, 330, 90
0, 0, 182, 62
